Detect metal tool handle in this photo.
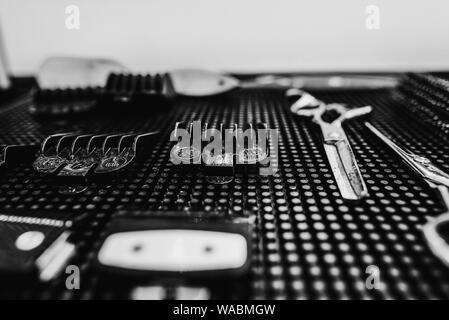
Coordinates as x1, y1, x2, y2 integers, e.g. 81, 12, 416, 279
410, 157, 449, 188
422, 184, 449, 269
340, 106, 373, 121
423, 185, 449, 267
423, 212, 449, 267
365, 122, 449, 188
287, 88, 322, 117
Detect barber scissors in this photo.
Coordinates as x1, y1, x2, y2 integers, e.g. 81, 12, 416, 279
288, 88, 372, 200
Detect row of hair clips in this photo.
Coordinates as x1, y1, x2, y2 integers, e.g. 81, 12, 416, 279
30, 73, 175, 117
32, 131, 159, 183
170, 121, 272, 179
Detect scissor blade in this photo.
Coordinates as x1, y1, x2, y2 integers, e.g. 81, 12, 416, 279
335, 139, 369, 199
324, 141, 368, 201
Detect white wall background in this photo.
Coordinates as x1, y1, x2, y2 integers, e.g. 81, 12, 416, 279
0, 0, 449, 75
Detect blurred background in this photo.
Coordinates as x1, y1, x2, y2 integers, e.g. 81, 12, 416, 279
0, 0, 449, 75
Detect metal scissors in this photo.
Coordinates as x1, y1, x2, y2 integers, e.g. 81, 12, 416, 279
365, 122, 449, 267
287, 88, 372, 200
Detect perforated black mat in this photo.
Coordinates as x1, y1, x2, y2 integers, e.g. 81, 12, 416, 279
0, 85, 449, 299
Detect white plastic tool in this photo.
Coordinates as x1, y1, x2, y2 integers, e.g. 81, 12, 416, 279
98, 229, 248, 272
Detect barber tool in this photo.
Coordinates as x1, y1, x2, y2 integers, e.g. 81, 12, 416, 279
111, 69, 398, 97
31, 56, 398, 118
102, 73, 175, 104
29, 87, 99, 117
148, 69, 398, 95
36, 59, 235, 96
37, 57, 128, 89
397, 73, 449, 136
37, 57, 398, 97
288, 89, 372, 200
33, 131, 159, 181
171, 121, 272, 183
95, 210, 253, 278
246, 74, 398, 90
33, 67, 229, 117
235, 122, 269, 171
170, 121, 202, 171
94, 131, 159, 175
0, 210, 78, 282
56, 134, 103, 181
33, 133, 80, 174
422, 198, 449, 268
32, 57, 127, 117
203, 123, 235, 177
365, 122, 449, 266
36, 60, 234, 106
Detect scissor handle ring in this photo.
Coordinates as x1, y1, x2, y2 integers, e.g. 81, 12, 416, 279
423, 213, 449, 267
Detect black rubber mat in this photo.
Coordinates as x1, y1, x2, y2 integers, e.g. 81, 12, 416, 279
0, 84, 448, 299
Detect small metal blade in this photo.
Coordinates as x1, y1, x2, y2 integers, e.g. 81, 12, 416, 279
335, 139, 369, 199
324, 141, 368, 200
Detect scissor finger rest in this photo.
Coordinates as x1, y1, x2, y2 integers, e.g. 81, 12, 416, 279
341, 106, 373, 121
423, 213, 449, 267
